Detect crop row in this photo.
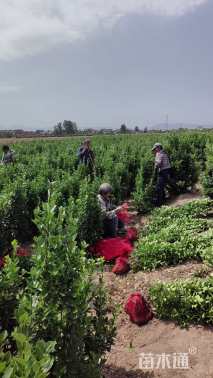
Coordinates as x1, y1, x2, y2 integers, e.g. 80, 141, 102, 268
131, 199, 213, 271
0, 131, 213, 377
0, 131, 212, 255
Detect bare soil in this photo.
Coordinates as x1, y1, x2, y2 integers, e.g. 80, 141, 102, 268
102, 194, 213, 378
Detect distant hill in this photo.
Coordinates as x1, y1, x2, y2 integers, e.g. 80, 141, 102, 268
152, 123, 213, 130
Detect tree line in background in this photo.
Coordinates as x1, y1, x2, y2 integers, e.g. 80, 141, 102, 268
0, 121, 211, 139
0, 123, 148, 138
53, 121, 149, 136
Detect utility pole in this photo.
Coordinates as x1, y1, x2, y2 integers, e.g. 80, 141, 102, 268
166, 114, 169, 131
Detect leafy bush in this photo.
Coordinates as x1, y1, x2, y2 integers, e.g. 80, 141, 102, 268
202, 143, 213, 198
133, 153, 155, 213
0, 186, 35, 255
74, 179, 103, 245
0, 254, 24, 335
201, 244, 213, 267
18, 192, 116, 378
0, 330, 55, 378
166, 134, 199, 192
150, 276, 213, 326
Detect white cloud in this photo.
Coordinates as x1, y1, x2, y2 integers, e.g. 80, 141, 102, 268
0, 0, 208, 60
0, 84, 21, 94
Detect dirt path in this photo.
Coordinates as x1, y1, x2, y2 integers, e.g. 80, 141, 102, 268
168, 192, 202, 208
102, 193, 213, 378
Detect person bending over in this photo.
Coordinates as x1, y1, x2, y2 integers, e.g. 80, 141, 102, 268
97, 183, 124, 237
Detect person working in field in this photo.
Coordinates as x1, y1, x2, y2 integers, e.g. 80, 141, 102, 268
98, 183, 124, 237
152, 143, 172, 206
77, 139, 95, 170
1, 145, 15, 165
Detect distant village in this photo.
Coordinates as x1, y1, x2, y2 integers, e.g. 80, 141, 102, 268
0, 120, 211, 139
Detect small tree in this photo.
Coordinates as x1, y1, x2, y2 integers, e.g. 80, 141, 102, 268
19, 191, 116, 378
120, 124, 127, 133
63, 120, 78, 135
53, 122, 63, 136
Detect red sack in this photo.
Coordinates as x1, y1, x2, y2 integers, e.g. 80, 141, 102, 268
0, 257, 5, 269
89, 237, 133, 261
112, 256, 130, 275
126, 227, 138, 242
17, 246, 31, 257
124, 292, 153, 326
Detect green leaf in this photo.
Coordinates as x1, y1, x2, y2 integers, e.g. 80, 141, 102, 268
3, 367, 13, 378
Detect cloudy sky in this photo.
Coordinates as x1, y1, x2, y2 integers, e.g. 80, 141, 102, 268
0, 0, 212, 130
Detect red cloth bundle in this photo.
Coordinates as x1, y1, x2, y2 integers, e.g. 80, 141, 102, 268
124, 292, 153, 326
89, 237, 133, 261
90, 204, 138, 275
112, 256, 130, 275
16, 247, 31, 257
126, 227, 138, 242
0, 257, 5, 269
117, 203, 133, 225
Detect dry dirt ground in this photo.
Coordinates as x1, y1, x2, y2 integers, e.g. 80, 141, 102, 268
102, 193, 213, 378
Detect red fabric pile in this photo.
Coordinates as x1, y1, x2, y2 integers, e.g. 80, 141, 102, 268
126, 227, 138, 242
89, 226, 138, 275
90, 203, 138, 275
124, 292, 153, 326
89, 237, 133, 261
112, 256, 130, 275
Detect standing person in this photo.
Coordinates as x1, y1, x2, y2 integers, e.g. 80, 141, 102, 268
152, 143, 172, 206
97, 183, 124, 237
77, 139, 95, 172
1, 145, 15, 165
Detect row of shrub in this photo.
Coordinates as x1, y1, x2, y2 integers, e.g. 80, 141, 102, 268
1, 131, 212, 256
150, 276, 213, 327
202, 142, 213, 198
1, 131, 213, 376
131, 199, 213, 271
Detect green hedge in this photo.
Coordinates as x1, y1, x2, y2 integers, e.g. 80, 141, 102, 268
131, 199, 213, 271
150, 276, 213, 326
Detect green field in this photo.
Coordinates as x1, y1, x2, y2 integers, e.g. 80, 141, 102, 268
0, 131, 213, 377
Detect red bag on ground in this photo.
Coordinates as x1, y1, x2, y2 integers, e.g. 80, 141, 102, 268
124, 292, 153, 326
89, 237, 133, 261
126, 227, 138, 242
112, 256, 130, 275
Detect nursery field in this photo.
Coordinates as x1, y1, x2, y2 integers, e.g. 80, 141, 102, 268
0, 131, 213, 378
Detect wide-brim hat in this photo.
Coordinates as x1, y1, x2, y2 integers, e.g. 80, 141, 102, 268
152, 143, 162, 151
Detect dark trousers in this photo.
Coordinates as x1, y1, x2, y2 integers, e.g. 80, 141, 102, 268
156, 168, 172, 206
103, 217, 124, 238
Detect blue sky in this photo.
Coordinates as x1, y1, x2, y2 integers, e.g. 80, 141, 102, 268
0, 0, 212, 130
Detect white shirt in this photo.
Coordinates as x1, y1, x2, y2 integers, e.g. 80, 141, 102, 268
155, 150, 171, 172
